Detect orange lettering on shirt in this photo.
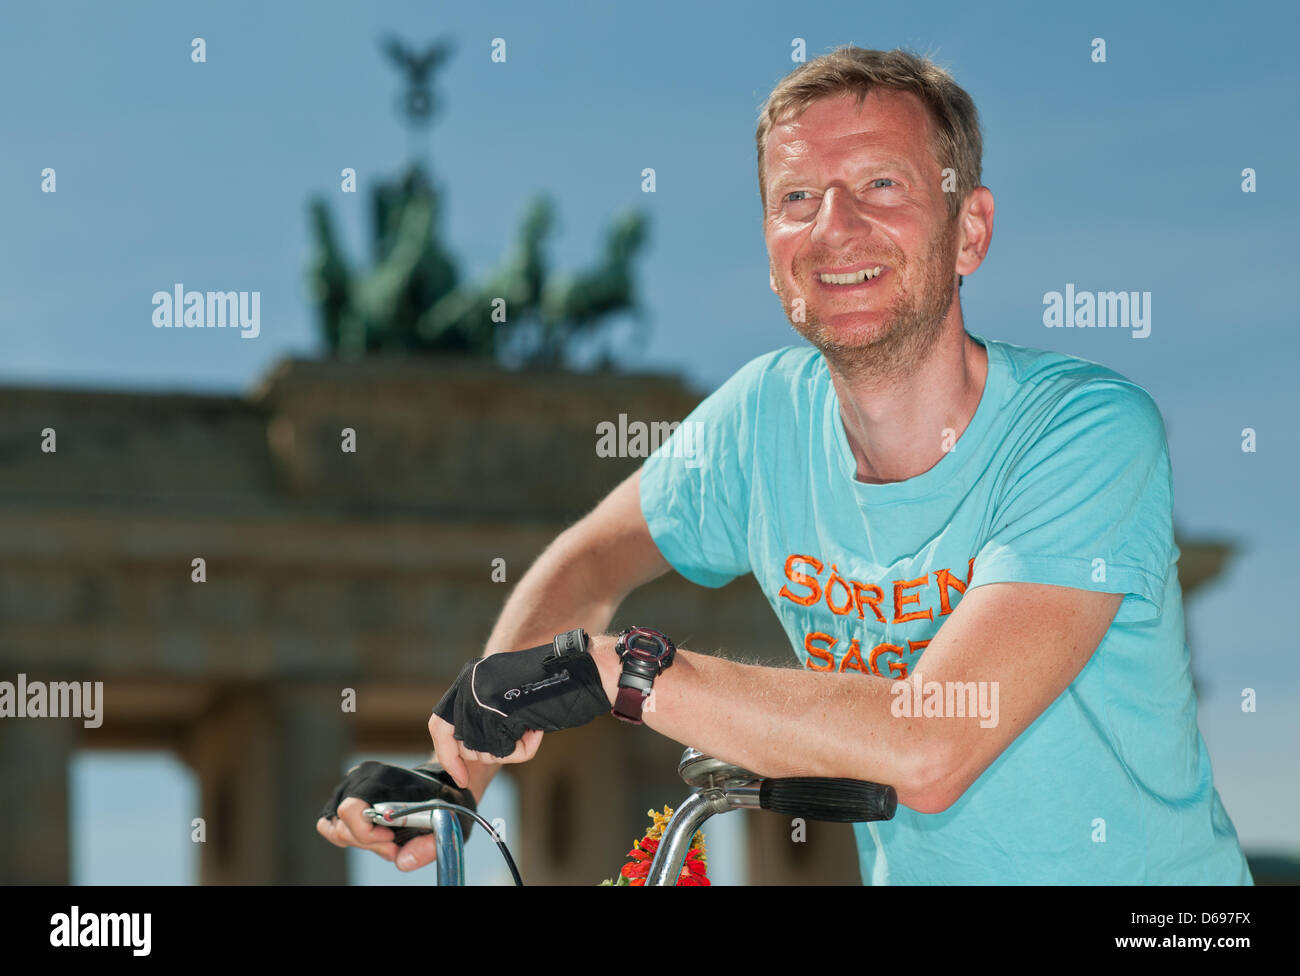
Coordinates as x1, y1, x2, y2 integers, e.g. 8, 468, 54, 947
933, 558, 976, 615
892, 576, 934, 623
839, 638, 869, 673
934, 568, 966, 615
804, 632, 837, 671
824, 565, 856, 615
850, 580, 887, 623
779, 555, 824, 606
868, 643, 905, 677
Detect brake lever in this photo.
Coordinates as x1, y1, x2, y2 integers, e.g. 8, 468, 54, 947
362, 800, 445, 831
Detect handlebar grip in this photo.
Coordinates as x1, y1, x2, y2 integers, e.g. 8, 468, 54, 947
758, 777, 897, 822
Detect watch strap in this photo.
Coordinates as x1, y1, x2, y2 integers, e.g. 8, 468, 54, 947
612, 685, 648, 725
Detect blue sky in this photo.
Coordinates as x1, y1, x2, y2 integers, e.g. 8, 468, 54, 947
5, 0, 1296, 879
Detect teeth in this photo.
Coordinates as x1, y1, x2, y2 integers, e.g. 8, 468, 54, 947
819, 265, 883, 284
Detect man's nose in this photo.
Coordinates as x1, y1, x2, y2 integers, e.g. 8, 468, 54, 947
812, 186, 872, 247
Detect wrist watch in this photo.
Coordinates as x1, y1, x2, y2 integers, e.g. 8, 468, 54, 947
611, 626, 676, 725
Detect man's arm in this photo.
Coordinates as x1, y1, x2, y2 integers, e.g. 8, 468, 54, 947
430, 466, 671, 794
323, 468, 671, 868
483, 467, 671, 653
583, 581, 1122, 814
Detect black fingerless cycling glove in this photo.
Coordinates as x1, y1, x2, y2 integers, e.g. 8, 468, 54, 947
319, 759, 476, 844
432, 634, 609, 759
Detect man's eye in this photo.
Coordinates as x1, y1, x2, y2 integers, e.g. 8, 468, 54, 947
870, 178, 896, 188
784, 190, 812, 203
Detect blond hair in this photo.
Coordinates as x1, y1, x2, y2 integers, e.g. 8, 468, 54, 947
756, 47, 982, 220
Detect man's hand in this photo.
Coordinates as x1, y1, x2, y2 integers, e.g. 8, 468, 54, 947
428, 716, 544, 789
316, 797, 437, 870
429, 635, 622, 786
315, 760, 479, 871
429, 637, 610, 781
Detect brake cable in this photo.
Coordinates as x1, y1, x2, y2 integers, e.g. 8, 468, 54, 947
376, 799, 524, 886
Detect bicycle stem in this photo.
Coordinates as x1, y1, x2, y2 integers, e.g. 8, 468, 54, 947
645, 787, 761, 886
431, 809, 465, 886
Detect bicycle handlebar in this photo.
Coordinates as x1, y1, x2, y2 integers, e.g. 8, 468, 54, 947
645, 749, 898, 884
353, 751, 894, 885
758, 776, 897, 823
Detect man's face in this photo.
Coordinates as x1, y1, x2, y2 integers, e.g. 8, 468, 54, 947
764, 89, 961, 376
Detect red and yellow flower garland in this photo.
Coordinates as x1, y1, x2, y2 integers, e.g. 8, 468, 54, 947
602, 806, 709, 886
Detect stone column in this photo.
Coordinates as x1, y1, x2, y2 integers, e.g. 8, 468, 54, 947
184, 681, 351, 884
0, 715, 78, 882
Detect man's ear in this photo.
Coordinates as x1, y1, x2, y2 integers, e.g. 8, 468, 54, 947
955, 186, 994, 279
769, 260, 778, 295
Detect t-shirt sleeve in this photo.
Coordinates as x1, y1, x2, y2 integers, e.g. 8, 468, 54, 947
637, 355, 768, 588
968, 379, 1174, 624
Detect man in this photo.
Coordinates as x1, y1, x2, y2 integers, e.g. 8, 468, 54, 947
319, 46, 1251, 884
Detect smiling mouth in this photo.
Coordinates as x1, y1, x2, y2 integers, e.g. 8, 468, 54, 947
817, 265, 886, 286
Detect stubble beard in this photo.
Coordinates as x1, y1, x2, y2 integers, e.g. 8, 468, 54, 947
775, 219, 961, 383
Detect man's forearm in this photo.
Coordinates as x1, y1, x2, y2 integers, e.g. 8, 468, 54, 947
483, 531, 622, 653
587, 635, 940, 810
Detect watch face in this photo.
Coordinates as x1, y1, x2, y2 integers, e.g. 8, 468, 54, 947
623, 628, 670, 664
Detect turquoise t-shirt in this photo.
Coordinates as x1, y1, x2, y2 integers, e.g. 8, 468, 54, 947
639, 333, 1251, 884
